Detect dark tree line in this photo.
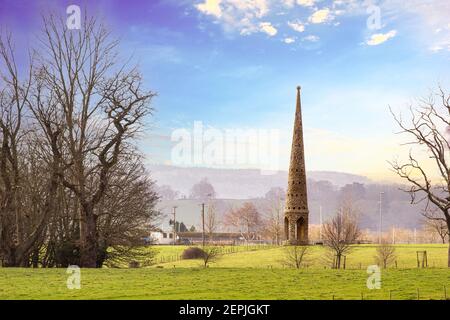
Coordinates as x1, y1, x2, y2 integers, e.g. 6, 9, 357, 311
0, 14, 159, 268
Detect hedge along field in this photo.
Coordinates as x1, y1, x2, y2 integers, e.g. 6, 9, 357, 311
1, 268, 450, 300
153, 244, 450, 269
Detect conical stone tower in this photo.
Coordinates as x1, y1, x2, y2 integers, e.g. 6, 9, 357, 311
284, 86, 309, 245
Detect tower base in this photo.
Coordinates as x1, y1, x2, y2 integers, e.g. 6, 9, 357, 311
284, 211, 309, 245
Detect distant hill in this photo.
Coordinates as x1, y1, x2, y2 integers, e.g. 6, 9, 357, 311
147, 164, 371, 199
149, 165, 424, 231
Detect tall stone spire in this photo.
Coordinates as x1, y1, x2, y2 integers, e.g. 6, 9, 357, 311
284, 86, 309, 244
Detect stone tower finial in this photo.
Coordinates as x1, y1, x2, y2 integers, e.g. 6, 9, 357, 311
284, 86, 309, 245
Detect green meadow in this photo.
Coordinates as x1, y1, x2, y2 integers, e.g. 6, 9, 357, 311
1, 244, 449, 300
153, 244, 449, 269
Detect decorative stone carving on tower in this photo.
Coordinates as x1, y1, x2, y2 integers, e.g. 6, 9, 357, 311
284, 86, 309, 245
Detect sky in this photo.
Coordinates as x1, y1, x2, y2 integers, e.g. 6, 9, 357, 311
0, 0, 449, 181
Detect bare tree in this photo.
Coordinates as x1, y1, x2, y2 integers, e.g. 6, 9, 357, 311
0, 12, 159, 268
322, 200, 361, 269
375, 240, 397, 268
389, 86, 450, 267
0, 31, 58, 267
190, 177, 216, 200
224, 202, 261, 242
155, 184, 179, 200
33, 15, 155, 267
262, 187, 285, 245
96, 155, 160, 267
281, 245, 309, 269
422, 209, 448, 244
201, 246, 221, 268
205, 202, 219, 243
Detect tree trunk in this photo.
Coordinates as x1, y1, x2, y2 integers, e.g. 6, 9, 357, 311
80, 207, 98, 268
31, 249, 39, 268
447, 219, 450, 268
448, 241, 450, 268
2, 247, 16, 267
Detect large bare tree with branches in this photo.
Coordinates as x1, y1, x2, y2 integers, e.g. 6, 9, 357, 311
32, 15, 155, 267
422, 209, 448, 244
224, 202, 261, 243
0, 12, 159, 268
322, 200, 360, 269
0, 31, 60, 267
390, 86, 450, 267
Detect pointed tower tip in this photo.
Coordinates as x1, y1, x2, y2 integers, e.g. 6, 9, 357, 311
297, 85, 301, 92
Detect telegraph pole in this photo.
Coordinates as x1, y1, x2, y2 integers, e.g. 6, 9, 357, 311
379, 192, 384, 244
201, 203, 205, 247
319, 205, 323, 242
392, 226, 396, 244
172, 206, 177, 245
414, 228, 417, 244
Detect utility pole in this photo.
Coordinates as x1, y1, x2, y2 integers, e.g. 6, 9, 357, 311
201, 203, 205, 247
200, 193, 212, 247
319, 205, 323, 242
172, 206, 177, 245
392, 226, 396, 244
379, 192, 384, 244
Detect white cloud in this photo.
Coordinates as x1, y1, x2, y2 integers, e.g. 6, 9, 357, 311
331, 0, 450, 52
195, 0, 271, 36
288, 20, 305, 32
284, 37, 295, 44
297, 0, 315, 7
428, 41, 450, 53
366, 30, 397, 45
195, 0, 222, 18
308, 8, 334, 24
194, 0, 448, 52
429, 45, 443, 53
302, 35, 319, 42
282, 0, 295, 8
227, 0, 269, 18
259, 22, 277, 36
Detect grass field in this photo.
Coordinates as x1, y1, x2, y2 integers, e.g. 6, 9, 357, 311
153, 244, 450, 269
1, 244, 450, 300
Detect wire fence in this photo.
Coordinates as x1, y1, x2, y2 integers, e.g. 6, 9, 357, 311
330, 285, 449, 300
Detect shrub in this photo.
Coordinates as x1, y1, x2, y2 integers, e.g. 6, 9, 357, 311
181, 247, 206, 259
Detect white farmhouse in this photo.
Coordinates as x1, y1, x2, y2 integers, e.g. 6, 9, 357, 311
149, 230, 179, 245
